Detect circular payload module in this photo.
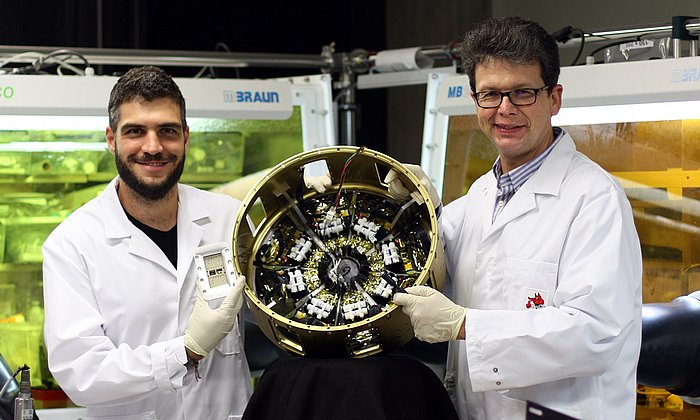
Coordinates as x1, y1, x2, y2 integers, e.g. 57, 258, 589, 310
232, 146, 444, 358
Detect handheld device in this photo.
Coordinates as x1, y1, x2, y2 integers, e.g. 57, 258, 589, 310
193, 242, 237, 301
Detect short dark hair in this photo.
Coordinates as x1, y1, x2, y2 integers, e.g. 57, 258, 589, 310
108, 66, 187, 132
460, 16, 560, 93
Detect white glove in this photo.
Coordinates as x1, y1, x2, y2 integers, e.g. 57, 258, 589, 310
384, 164, 441, 207
392, 285, 467, 343
305, 173, 332, 193
184, 276, 246, 357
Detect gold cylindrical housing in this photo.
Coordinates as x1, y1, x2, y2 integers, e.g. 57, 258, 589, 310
232, 146, 444, 357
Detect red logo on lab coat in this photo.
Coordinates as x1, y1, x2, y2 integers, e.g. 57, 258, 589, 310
525, 293, 545, 309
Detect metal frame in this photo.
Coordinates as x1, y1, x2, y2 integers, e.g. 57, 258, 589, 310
0, 44, 328, 70
284, 74, 337, 150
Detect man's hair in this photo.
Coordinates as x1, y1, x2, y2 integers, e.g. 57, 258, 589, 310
460, 16, 560, 93
108, 65, 187, 132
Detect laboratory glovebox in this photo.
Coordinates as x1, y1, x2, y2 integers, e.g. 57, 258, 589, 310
0, 72, 336, 406
419, 56, 700, 416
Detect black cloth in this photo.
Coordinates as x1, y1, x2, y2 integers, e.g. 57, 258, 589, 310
242, 353, 458, 420
638, 293, 700, 397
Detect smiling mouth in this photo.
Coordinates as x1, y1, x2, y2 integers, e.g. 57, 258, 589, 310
495, 123, 523, 130
136, 161, 169, 166
133, 155, 174, 167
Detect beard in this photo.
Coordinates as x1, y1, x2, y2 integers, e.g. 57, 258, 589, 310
115, 148, 186, 201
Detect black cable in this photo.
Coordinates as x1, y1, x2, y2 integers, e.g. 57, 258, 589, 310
295, 167, 307, 203
569, 28, 586, 66
0, 364, 26, 399
551, 26, 588, 66
334, 147, 364, 208
551, 25, 575, 43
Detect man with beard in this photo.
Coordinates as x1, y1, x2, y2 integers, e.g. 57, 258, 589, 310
42, 66, 252, 419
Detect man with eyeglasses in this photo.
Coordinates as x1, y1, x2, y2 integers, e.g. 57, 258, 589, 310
388, 16, 643, 419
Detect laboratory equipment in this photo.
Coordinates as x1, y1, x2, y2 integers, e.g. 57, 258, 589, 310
193, 242, 236, 301
232, 146, 444, 357
13, 366, 33, 420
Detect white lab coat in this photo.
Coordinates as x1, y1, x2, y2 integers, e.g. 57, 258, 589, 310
42, 178, 252, 420
442, 132, 642, 420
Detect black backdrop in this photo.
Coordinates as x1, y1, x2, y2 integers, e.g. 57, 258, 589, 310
0, 0, 389, 152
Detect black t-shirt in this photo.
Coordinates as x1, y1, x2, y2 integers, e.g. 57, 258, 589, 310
124, 210, 178, 268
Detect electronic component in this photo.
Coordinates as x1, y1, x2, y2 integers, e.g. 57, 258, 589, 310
251, 187, 429, 328
232, 146, 444, 357
193, 242, 237, 301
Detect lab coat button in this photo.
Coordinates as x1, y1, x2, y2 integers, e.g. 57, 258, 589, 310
496, 381, 502, 386
493, 367, 498, 373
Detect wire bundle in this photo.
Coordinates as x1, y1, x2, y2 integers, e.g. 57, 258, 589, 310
333, 146, 365, 209
0, 49, 92, 75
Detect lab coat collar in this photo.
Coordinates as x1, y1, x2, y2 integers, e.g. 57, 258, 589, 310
174, 187, 208, 278
485, 130, 575, 235
99, 177, 209, 280
101, 177, 212, 237
101, 177, 135, 240
529, 131, 576, 197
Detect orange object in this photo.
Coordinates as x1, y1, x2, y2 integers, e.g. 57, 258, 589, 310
0, 313, 25, 323
31, 388, 70, 409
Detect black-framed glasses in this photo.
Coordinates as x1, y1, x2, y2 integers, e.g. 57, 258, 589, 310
474, 86, 550, 109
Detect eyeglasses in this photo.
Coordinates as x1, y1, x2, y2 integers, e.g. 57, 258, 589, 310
474, 86, 550, 109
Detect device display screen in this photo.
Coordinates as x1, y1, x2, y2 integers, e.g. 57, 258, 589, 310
203, 253, 228, 288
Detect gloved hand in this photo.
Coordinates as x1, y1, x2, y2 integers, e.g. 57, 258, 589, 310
184, 276, 246, 357
305, 173, 332, 193
392, 285, 467, 343
384, 164, 441, 207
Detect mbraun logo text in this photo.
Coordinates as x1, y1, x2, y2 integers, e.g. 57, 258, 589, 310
671, 68, 700, 83
447, 85, 463, 98
223, 90, 280, 103
0, 86, 14, 99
